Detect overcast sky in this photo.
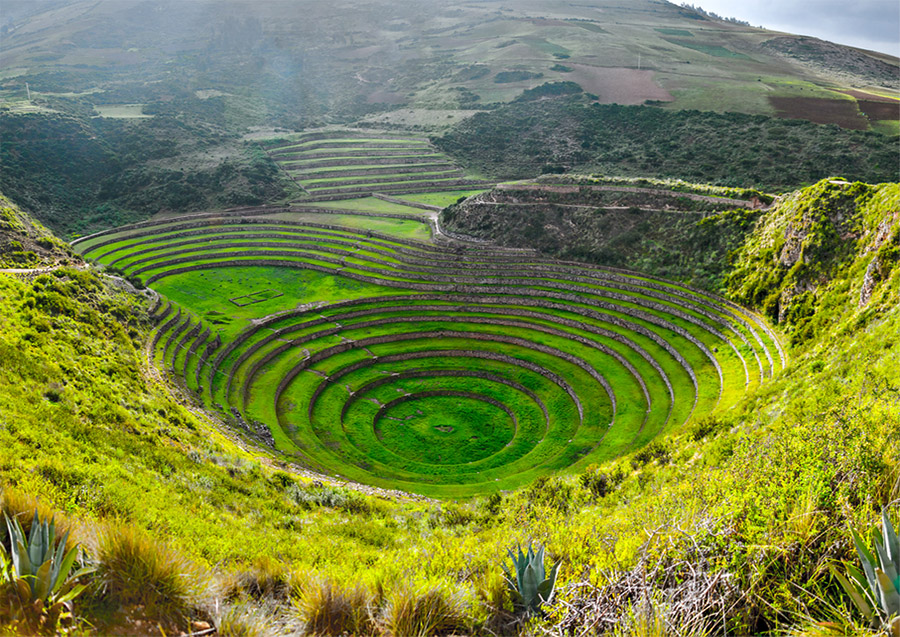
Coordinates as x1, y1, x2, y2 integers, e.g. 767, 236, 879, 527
690, 0, 900, 56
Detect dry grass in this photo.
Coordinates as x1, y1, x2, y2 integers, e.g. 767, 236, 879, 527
216, 601, 275, 637
294, 576, 375, 636
379, 583, 469, 637
226, 555, 299, 602
0, 486, 73, 547
549, 527, 740, 637
93, 522, 210, 626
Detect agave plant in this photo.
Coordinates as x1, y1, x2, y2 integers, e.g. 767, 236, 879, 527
1, 511, 94, 632
830, 508, 899, 636
502, 543, 560, 617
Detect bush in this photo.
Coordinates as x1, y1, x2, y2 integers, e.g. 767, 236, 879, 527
216, 602, 273, 637
523, 476, 577, 514
689, 416, 728, 441
579, 465, 625, 499
215, 604, 273, 637
631, 440, 671, 469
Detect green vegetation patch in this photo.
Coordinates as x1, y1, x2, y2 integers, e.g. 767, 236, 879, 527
655, 27, 694, 37
374, 394, 517, 465
230, 288, 284, 307
494, 70, 545, 84
664, 39, 750, 59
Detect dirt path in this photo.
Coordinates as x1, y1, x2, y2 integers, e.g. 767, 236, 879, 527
497, 183, 771, 209
467, 200, 709, 215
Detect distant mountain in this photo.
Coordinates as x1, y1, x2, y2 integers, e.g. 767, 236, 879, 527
1, 0, 897, 130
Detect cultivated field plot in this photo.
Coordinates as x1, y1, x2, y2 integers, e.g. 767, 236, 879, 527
262, 130, 494, 199
72, 207, 783, 497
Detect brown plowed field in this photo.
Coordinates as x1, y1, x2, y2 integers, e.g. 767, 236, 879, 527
768, 96, 868, 130
858, 100, 900, 121
566, 65, 673, 105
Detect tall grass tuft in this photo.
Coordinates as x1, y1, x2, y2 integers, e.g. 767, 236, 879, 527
227, 555, 298, 602
380, 583, 468, 637
295, 576, 374, 636
216, 601, 274, 637
94, 523, 209, 625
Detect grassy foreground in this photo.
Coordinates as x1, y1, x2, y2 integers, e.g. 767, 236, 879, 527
1, 180, 898, 634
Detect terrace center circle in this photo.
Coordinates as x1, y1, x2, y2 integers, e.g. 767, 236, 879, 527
374, 393, 516, 465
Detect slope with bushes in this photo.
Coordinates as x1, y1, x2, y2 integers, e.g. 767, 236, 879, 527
0, 182, 898, 635
0, 111, 301, 236
0, 193, 76, 269
436, 94, 900, 190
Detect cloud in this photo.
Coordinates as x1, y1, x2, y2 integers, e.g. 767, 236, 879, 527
691, 0, 900, 55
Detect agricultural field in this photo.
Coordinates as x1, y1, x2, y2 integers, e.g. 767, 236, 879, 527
262, 130, 495, 199
72, 205, 783, 497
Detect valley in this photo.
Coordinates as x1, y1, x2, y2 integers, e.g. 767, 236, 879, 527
0, 1, 898, 635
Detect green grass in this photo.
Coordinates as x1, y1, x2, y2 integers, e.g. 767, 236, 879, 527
393, 190, 488, 207
663, 39, 751, 59
292, 162, 454, 175
302, 197, 434, 215
871, 119, 900, 136
301, 170, 462, 188
655, 27, 693, 37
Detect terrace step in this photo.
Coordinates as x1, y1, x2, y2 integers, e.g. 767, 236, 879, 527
290, 163, 458, 180
303, 170, 466, 190
274, 147, 440, 160
281, 155, 451, 170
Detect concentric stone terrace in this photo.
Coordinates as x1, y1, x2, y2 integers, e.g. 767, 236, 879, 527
72, 207, 783, 497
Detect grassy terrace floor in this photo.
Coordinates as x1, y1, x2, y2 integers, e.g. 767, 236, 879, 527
72, 205, 783, 497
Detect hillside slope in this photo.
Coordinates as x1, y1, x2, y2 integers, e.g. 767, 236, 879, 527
728, 179, 900, 343
1, 179, 898, 634
0, 193, 76, 268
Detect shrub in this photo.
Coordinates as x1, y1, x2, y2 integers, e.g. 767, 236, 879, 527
632, 440, 671, 469
295, 577, 374, 636
380, 583, 468, 637
689, 416, 728, 441
524, 476, 577, 514
579, 464, 625, 499
288, 482, 373, 515
0, 488, 68, 548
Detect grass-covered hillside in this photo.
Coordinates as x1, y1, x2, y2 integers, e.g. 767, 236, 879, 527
1, 181, 897, 635
437, 94, 900, 189
0, 193, 76, 269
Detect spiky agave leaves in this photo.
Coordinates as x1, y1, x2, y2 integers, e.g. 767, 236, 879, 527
1, 510, 94, 632
501, 543, 561, 617
830, 508, 899, 636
